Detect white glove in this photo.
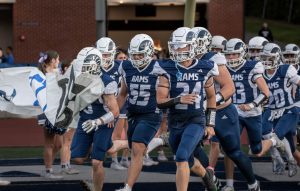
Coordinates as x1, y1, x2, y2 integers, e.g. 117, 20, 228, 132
82, 119, 101, 133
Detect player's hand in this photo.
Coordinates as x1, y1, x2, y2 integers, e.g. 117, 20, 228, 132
238, 104, 253, 111
82, 119, 100, 133
180, 94, 199, 104
107, 121, 114, 128
204, 126, 215, 140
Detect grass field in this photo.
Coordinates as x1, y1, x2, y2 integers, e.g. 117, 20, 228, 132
246, 17, 300, 45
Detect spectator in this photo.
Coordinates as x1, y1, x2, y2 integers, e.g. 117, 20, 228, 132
258, 22, 274, 42
37, 50, 64, 179
0, 48, 5, 64
115, 48, 128, 60
5, 46, 14, 65
59, 59, 80, 175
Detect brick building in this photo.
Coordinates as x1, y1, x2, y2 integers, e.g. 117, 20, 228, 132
0, 0, 244, 146
1, 0, 244, 64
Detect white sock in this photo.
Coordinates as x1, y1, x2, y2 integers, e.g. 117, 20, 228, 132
124, 183, 132, 191
147, 138, 164, 154
248, 180, 257, 189
112, 156, 119, 163
270, 146, 281, 159
46, 168, 53, 173
270, 137, 277, 146
226, 179, 234, 187
282, 138, 294, 161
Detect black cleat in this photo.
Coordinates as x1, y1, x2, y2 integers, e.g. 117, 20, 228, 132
202, 168, 217, 191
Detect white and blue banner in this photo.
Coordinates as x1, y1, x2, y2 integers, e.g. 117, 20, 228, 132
0, 67, 43, 116
0, 61, 104, 128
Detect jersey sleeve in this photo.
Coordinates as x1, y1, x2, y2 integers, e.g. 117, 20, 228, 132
151, 61, 167, 75
104, 81, 118, 95
210, 53, 227, 66
287, 65, 300, 85
251, 61, 264, 82
207, 61, 219, 78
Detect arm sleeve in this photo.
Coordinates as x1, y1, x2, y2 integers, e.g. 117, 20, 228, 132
287, 65, 300, 85
207, 61, 219, 78
104, 81, 118, 95
252, 62, 264, 82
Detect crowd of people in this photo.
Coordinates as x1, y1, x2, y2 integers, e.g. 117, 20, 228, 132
1, 25, 300, 191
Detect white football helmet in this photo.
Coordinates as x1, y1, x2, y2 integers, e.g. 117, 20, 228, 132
224, 38, 247, 68
282, 44, 300, 66
260, 43, 282, 70
247, 36, 269, 60
168, 27, 196, 63
128, 34, 154, 68
76, 47, 102, 75
96, 37, 116, 68
191, 27, 212, 56
210, 35, 227, 53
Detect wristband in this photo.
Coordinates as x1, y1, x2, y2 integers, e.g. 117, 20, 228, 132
206, 108, 216, 127
253, 93, 268, 107
97, 111, 114, 125
157, 97, 181, 109
216, 92, 225, 106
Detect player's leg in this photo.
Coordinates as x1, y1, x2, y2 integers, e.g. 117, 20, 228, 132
273, 108, 298, 171
208, 137, 221, 170
111, 116, 128, 170
121, 116, 160, 190
179, 123, 216, 191
262, 108, 285, 174
90, 127, 114, 191
120, 119, 130, 168
71, 120, 93, 165
176, 123, 205, 191
216, 104, 259, 190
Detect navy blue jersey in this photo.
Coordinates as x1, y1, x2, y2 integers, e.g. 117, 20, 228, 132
159, 59, 218, 117
79, 74, 117, 121
264, 64, 300, 109
228, 60, 263, 104
101, 60, 121, 85
119, 60, 160, 114
201, 52, 226, 66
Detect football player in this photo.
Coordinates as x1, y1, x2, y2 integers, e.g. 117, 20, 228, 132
96, 37, 128, 171
262, 43, 299, 177
156, 27, 218, 191
116, 34, 162, 191
71, 47, 128, 191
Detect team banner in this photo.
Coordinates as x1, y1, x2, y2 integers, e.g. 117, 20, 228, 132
0, 62, 104, 129
46, 64, 104, 129
0, 67, 42, 116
